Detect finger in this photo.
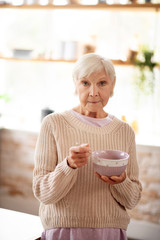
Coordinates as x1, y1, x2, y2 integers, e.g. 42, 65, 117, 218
110, 172, 126, 182
79, 144, 90, 153
95, 173, 117, 184
101, 175, 116, 184
74, 158, 89, 165
110, 176, 121, 181
70, 156, 89, 168
72, 159, 89, 168
95, 172, 101, 179
73, 144, 90, 153
75, 152, 91, 158
95, 173, 111, 183
81, 143, 90, 147
70, 152, 90, 161
70, 146, 89, 154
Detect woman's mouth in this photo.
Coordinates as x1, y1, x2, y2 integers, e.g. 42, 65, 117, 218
88, 101, 100, 104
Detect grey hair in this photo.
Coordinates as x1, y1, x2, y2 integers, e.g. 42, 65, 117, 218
72, 53, 116, 83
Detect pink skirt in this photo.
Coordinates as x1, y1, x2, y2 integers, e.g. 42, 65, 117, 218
41, 227, 127, 240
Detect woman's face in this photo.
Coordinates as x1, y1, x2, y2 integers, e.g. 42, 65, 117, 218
75, 68, 115, 117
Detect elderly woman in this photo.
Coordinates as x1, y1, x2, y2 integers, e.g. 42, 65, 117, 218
33, 53, 142, 240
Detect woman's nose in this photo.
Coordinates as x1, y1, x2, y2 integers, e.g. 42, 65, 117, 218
89, 85, 98, 97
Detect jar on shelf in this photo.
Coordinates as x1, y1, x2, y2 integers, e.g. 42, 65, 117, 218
69, 0, 81, 3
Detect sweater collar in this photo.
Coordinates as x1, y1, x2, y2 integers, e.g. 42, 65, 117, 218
62, 110, 122, 134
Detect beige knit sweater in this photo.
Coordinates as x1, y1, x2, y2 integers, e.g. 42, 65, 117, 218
33, 111, 142, 231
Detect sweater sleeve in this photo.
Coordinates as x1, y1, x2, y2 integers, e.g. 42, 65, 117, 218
32, 116, 78, 205
109, 131, 142, 210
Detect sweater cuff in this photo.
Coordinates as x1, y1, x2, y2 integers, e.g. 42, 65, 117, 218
112, 176, 132, 191
58, 158, 78, 175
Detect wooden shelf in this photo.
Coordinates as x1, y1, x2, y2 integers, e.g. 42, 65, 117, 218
1, 56, 159, 67
2, 56, 160, 68
0, 56, 132, 65
0, 3, 160, 11
0, 56, 76, 63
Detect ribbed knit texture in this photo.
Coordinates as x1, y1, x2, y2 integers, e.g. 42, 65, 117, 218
33, 111, 142, 231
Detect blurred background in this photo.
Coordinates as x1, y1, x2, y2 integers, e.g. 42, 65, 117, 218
0, 0, 160, 239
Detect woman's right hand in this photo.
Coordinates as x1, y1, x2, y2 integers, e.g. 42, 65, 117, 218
67, 143, 91, 169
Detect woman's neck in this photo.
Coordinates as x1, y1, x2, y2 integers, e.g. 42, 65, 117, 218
72, 106, 108, 119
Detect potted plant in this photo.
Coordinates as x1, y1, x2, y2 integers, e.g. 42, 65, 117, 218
133, 47, 158, 95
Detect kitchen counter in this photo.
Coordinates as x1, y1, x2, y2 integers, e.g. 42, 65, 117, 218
0, 208, 43, 240
0, 208, 160, 240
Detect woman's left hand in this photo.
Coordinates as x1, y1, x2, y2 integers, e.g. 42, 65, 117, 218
95, 172, 126, 185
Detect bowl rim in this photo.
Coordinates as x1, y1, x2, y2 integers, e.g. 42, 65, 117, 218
92, 149, 129, 166
92, 149, 129, 160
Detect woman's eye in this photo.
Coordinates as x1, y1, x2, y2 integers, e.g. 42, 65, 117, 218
82, 81, 89, 86
99, 81, 107, 86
